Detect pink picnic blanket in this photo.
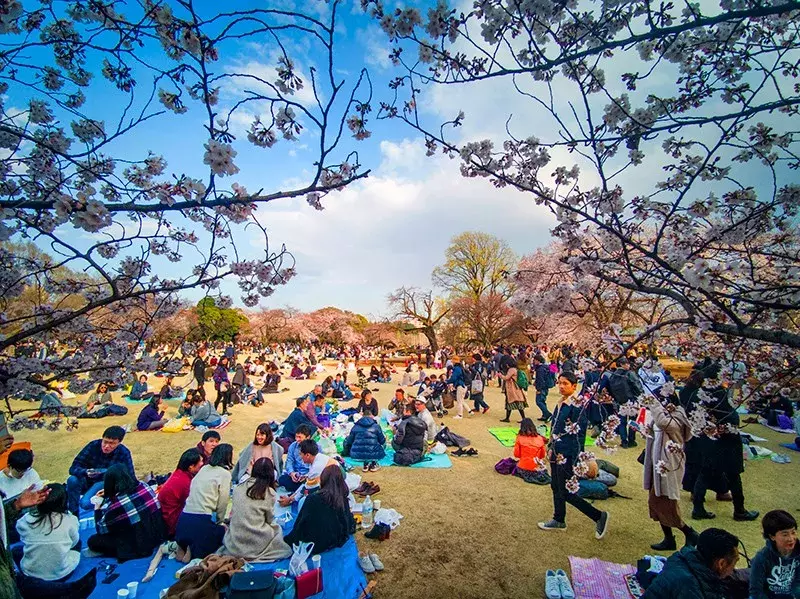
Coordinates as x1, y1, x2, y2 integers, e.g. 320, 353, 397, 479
568, 556, 636, 599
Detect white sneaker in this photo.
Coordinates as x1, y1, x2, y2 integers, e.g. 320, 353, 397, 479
545, 569, 562, 599
359, 554, 376, 574
368, 553, 384, 571
453, 415, 463, 419
556, 569, 575, 599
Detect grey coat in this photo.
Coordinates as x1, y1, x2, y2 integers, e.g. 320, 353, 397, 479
231, 442, 284, 482
220, 484, 292, 562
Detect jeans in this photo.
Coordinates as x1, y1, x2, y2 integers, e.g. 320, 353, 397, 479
66, 475, 104, 515
472, 393, 489, 412
455, 385, 468, 417
277, 472, 304, 493
551, 457, 602, 524
617, 415, 635, 446
535, 389, 552, 419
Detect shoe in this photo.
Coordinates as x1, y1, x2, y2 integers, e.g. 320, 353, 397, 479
453, 415, 463, 419
359, 554, 376, 574
545, 570, 561, 599
378, 523, 391, 541
692, 509, 716, 520
468, 410, 475, 415
452, 448, 466, 457
556, 569, 575, 599
628, 440, 638, 447
368, 554, 384, 571
650, 536, 677, 551
366, 484, 380, 496
620, 443, 630, 449
499, 418, 510, 423
364, 524, 383, 539
716, 492, 733, 502
482, 407, 490, 414
733, 510, 759, 521
362, 462, 370, 472
538, 519, 567, 531
466, 448, 478, 456
369, 462, 381, 472
538, 416, 549, 422
353, 482, 370, 495
595, 511, 609, 539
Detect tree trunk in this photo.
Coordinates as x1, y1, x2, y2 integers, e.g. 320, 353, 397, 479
423, 327, 439, 353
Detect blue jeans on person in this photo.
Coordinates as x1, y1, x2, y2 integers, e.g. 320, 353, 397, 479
617, 415, 636, 446
471, 393, 489, 412
536, 390, 552, 420
278, 472, 304, 493
66, 475, 104, 515
193, 418, 221, 428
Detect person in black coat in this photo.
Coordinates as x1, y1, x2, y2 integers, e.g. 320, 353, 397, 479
283, 465, 355, 555
392, 403, 427, 466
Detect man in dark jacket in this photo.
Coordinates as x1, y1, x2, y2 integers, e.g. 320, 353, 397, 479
598, 357, 643, 448
392, 403, 427, 466
644, 528, 740, 598
279, 397, 317, 443
191, 348, 207, 390
533, 354, 554, 422
343, 408, 386, 471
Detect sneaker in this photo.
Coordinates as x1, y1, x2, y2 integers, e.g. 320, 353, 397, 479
359, 554, 376, 574
733, 510, 759, 521
468, 409, 475, 415
545, 570, 561, 599
453, 415, 463, 419
366, 484, 381, 496
691, 509, 716, 520
362, 462, 370, 473
369, 462, 381, 472
452, 448, 466, 457
353, 482, 370, 495
556, 569, 575, 599
595, 511, 609, 539
538, 519, 567, 531
482, 407, 490, 414
465, 448, 478, 456
368, 554, 384, 571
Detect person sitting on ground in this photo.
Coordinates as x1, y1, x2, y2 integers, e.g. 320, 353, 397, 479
278, 440, 338, 507
159, 375, 179, 400
379, 367, 392, 383
368, 365, 381, 382
513, 418, 548, 484
761, 394, 795, 428
196, 430, 221, 465
0, 449, 42, 499
290, 363, 306, 380
356, 369, 368, 390
413, 397, 437, 444
137, 395, 169, 431
392, 402, 427, 466
220, 457, 292, 563
157, 448, 204, 539
66, 426, 134, 516
37, 385, 65, 414
331, 373, 353, 400
643, 528, 741, 599
357, 390, 379, 417
387, 389, 406, 421
178, 391, 194, 417
15, 483, 80, 584
190, 388, 222, 428
87, 464, 165, 561
279, 397, 317, 447
175, 443, 234, 561
343, 407, 386, 473
232, 423, 284, 483
302, 387, 328, 430
129, 374, 154, 402
79, 381, 128, 419
749, 509, 800, 599
283, 464, 356, 555
261, 366, 281, 395
277, 425, 316, 493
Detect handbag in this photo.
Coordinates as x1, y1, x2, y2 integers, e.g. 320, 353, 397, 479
228, 571, 276, 599
295, 568, 323, 599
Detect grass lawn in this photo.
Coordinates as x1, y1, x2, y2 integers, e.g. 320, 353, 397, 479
10, 369, 799, 599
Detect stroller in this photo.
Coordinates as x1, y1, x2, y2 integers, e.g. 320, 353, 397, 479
421, 380, 448, 418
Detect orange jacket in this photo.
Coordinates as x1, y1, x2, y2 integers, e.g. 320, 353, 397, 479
513, 435, 546, 471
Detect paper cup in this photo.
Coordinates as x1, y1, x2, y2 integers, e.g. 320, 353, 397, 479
127, 582, 138, 598
373, 500, 381, 510
117, 590, 129, 599
311, 555, 321, 570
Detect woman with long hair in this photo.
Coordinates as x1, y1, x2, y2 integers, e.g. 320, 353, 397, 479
513, 418, 548, 484
16, 483, 81, 581
87, 465, 165, 561
175, 443, 233, 561
137, 395, 168, 431
221, 458, 292, 562
283, 465, 355, 555
231, 423, 284, 483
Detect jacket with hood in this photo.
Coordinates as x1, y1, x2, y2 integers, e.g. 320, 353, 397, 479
343, 417, 386, 461
643, 546, 728, 599
750, 540, 800, 599
393, 414, 426, 451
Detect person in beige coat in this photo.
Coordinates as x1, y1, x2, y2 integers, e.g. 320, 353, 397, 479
499, 364, 528, 423
643, 395, 699, 550
221, 457, 292, 562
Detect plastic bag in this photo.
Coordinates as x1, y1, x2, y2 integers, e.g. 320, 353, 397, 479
318, 436, 336, 455
374, 508, 403, 529
429, 441, 446, 455
289, 542, 314, 577
162, 417, 191, 433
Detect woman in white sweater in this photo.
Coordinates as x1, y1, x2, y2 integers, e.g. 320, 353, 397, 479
16, 483, 80, 581
174, 443, 233, 561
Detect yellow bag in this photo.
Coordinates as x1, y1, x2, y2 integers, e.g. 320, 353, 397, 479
162, 417, 191, 433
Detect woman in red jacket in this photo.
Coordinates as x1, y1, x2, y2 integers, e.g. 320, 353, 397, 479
157, 449, 204, 538
513, 418, 549, 484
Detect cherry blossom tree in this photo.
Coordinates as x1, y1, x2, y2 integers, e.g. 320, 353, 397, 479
0, 0, 373, 400
367, 0, 800, 401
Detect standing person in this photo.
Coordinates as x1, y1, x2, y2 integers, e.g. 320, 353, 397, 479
539, 372, 609, 539
468, 353, 490, 415
533, 354, 554, 423
157, 449, 204, 538
191, 348, 208, 390
749, 510, 800, 599
499, 361, 528, 423
175, 444, 234, 561
599, 357, 643, 448
86, 465, 165, 561
643, 396, 699, 550
213, 357, 231, 415
446, 357, 469, 419
66, 426, 134, 516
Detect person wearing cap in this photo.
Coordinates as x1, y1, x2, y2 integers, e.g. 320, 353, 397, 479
413, 397, 437, 443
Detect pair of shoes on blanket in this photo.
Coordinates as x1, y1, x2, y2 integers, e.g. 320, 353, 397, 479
545, 569, 575, 599
452, 447, 478, 457
354, 482, 380, 497
359, 553, 384, 574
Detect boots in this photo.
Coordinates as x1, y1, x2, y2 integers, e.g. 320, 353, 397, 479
651, 525, 676, 551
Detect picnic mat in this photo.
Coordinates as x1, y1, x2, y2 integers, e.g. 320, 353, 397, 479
781, 443, 800, 453
765, 424, 796, 434
123, 391, 187, 405
488, 426, 597, 447
568, 556, 636, 599
82, 523, 365, 598
343, 448, 452, 470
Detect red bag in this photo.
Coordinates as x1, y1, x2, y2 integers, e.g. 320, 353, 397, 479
295, 568, 323, 599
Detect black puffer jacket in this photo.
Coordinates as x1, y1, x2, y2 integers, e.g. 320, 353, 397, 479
643, 547, 728, 599
393, 415, 426, 451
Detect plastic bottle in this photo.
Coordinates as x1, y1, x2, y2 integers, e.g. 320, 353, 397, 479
361, 495, 373, 529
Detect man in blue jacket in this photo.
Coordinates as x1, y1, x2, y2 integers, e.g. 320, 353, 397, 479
533, 354, 554, 422
279, 397, 317, 444
446, 357, 469, 420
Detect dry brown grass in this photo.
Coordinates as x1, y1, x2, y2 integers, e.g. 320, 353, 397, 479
10, 368, 799, 599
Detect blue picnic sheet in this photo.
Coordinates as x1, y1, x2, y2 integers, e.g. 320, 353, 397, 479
344, 448, 452, 469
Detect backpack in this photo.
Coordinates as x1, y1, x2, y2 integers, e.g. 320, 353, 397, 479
577, 479, 609, 500
516, 369, 529, 391
494, 457, 518, 475
608, 371, 633, 403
